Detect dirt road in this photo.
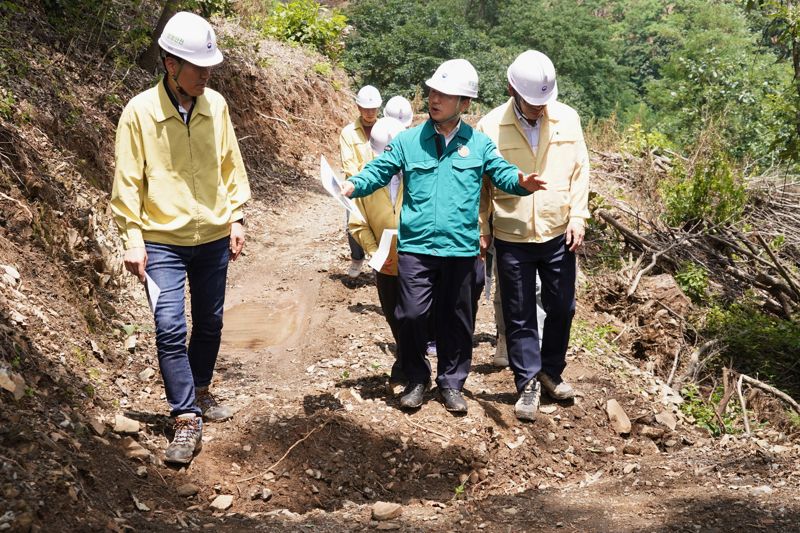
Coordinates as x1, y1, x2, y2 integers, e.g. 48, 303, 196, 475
119, 191, 800, 532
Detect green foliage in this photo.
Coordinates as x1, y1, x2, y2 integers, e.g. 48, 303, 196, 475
680, 384, 740, 436
703, 303, 800, 398
182, 0, 235, 18
491, 0, 636, 118
344, 0, 512, 108
660, 154, 747, 227
260, 0, 347, 63
620, 122, 676, 155
0, 87, 15, 120
312, 61, 332, 77
571, 319, 619, 353
674, 262, 709, 303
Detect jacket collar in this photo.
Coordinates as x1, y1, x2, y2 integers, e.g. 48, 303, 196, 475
421, 118, 472, 142
155, 76, 212, 123
499, 97, 561, 128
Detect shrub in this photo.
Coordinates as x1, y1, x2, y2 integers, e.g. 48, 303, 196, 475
260, 0, 347, 63
660, 154, 747, 227
675, 261, 708, 303
703, 303, 800, 398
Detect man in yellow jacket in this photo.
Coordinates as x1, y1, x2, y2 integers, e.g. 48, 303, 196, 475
340, 85, 382, 278
111, 12, 251, 463
349, 117, 406, 389
478, 50, 589, 421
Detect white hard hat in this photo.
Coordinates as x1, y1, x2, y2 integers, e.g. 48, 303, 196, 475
384, 96, 414, 127
425, 59, 479, 98
355, 85, 382, 108
369, 117, 405, 155
507, 50, 558, 106
158, 11, 223, 67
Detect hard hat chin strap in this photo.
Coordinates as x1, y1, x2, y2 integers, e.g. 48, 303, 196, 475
429, 96, 463, 127
171, 60, 189, 97
512, 95, 538, 128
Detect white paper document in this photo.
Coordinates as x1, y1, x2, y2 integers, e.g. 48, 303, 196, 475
144, 273, 161, 313
368, 229, 398, 272
320, 155, 364, 222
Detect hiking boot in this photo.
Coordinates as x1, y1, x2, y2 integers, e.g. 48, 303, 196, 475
538, 373, 575, 400
493, 334, 508, 367
165, 414, 203, 464
347, 259, 364, 278
440, 388, 468, 413
195, 387, 233, 422
514, 378, 541, 421
400, 382, 428, 409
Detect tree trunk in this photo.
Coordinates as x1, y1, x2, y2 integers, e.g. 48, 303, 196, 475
137, 0, 179, 74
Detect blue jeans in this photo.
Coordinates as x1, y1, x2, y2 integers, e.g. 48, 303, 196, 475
145, 237, 230, 417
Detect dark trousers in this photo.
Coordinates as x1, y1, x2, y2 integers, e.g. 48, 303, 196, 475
345, 213, 365, 260
145, 237, 230, 417
396, 252, 478, 390
375, 271, 404, 381
495, 235, 576, 392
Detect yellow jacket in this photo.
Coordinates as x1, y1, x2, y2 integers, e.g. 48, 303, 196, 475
478, 98, 589, 243
111, 80, 251, 249
339, 117, 374, 178
348, 179, 403, 275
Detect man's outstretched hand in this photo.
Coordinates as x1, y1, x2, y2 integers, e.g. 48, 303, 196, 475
518, 171, 546, 193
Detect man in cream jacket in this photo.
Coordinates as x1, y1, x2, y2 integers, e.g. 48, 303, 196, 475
478, 50, 589, 421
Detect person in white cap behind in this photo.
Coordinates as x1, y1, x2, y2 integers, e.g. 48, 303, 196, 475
340, 85, 383, 278
383, 95, 414, 128
478, 50, 590, 422
111, 11, 251, 463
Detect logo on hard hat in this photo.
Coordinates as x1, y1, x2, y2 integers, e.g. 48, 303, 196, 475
441, 73, 448, 79
541, 85, 548, 92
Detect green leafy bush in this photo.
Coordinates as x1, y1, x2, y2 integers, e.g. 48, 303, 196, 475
703, 303, 800, 398
680, 384, 740, 436
675, 262, 708, 303
260, 0, 347, 63
660, 154, 747, 227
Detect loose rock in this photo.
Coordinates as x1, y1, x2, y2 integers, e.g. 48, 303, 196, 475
210, 495, 234, 511
372, 501, 402, 521
113, 414, 140, 434
606, 399, 631, 434
655, 411, 677, 431
177, 483, 200, 497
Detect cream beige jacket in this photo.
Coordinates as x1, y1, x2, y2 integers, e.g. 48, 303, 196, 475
478, 98, 589, 243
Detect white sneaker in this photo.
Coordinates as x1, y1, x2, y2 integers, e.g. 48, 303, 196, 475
347, 259, 364, 278
538, 372, 575, 400
493, 334, 508, 367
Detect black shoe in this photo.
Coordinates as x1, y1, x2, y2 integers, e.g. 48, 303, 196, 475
440, 388, 468, 413
400, 382, 428, 409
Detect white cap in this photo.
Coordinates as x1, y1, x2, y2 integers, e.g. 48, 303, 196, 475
355, 85, 382, 108
158, 11, 223, 67
384, 96, 413, 127
507, 50, 558, 106
425, 59, 479, 98
369, 117, 405, 155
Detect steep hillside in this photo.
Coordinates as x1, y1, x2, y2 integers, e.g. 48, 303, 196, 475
0, 2, 352, 529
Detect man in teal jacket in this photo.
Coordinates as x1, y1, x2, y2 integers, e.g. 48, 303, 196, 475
342, 59, 544, 414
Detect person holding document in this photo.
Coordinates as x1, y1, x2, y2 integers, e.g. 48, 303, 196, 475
348, 117, 407, 392
478, 50, 589, 421
110, 12, 251, 463
341, 59, 545, 414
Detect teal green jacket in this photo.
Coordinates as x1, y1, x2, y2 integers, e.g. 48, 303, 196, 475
349, 120, 530, 257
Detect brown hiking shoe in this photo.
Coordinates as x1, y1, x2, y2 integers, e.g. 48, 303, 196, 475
165, 414, 203, 464
195, 387, 233, 422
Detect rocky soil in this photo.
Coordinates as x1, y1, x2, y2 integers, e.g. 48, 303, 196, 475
1, 2, 799, 531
